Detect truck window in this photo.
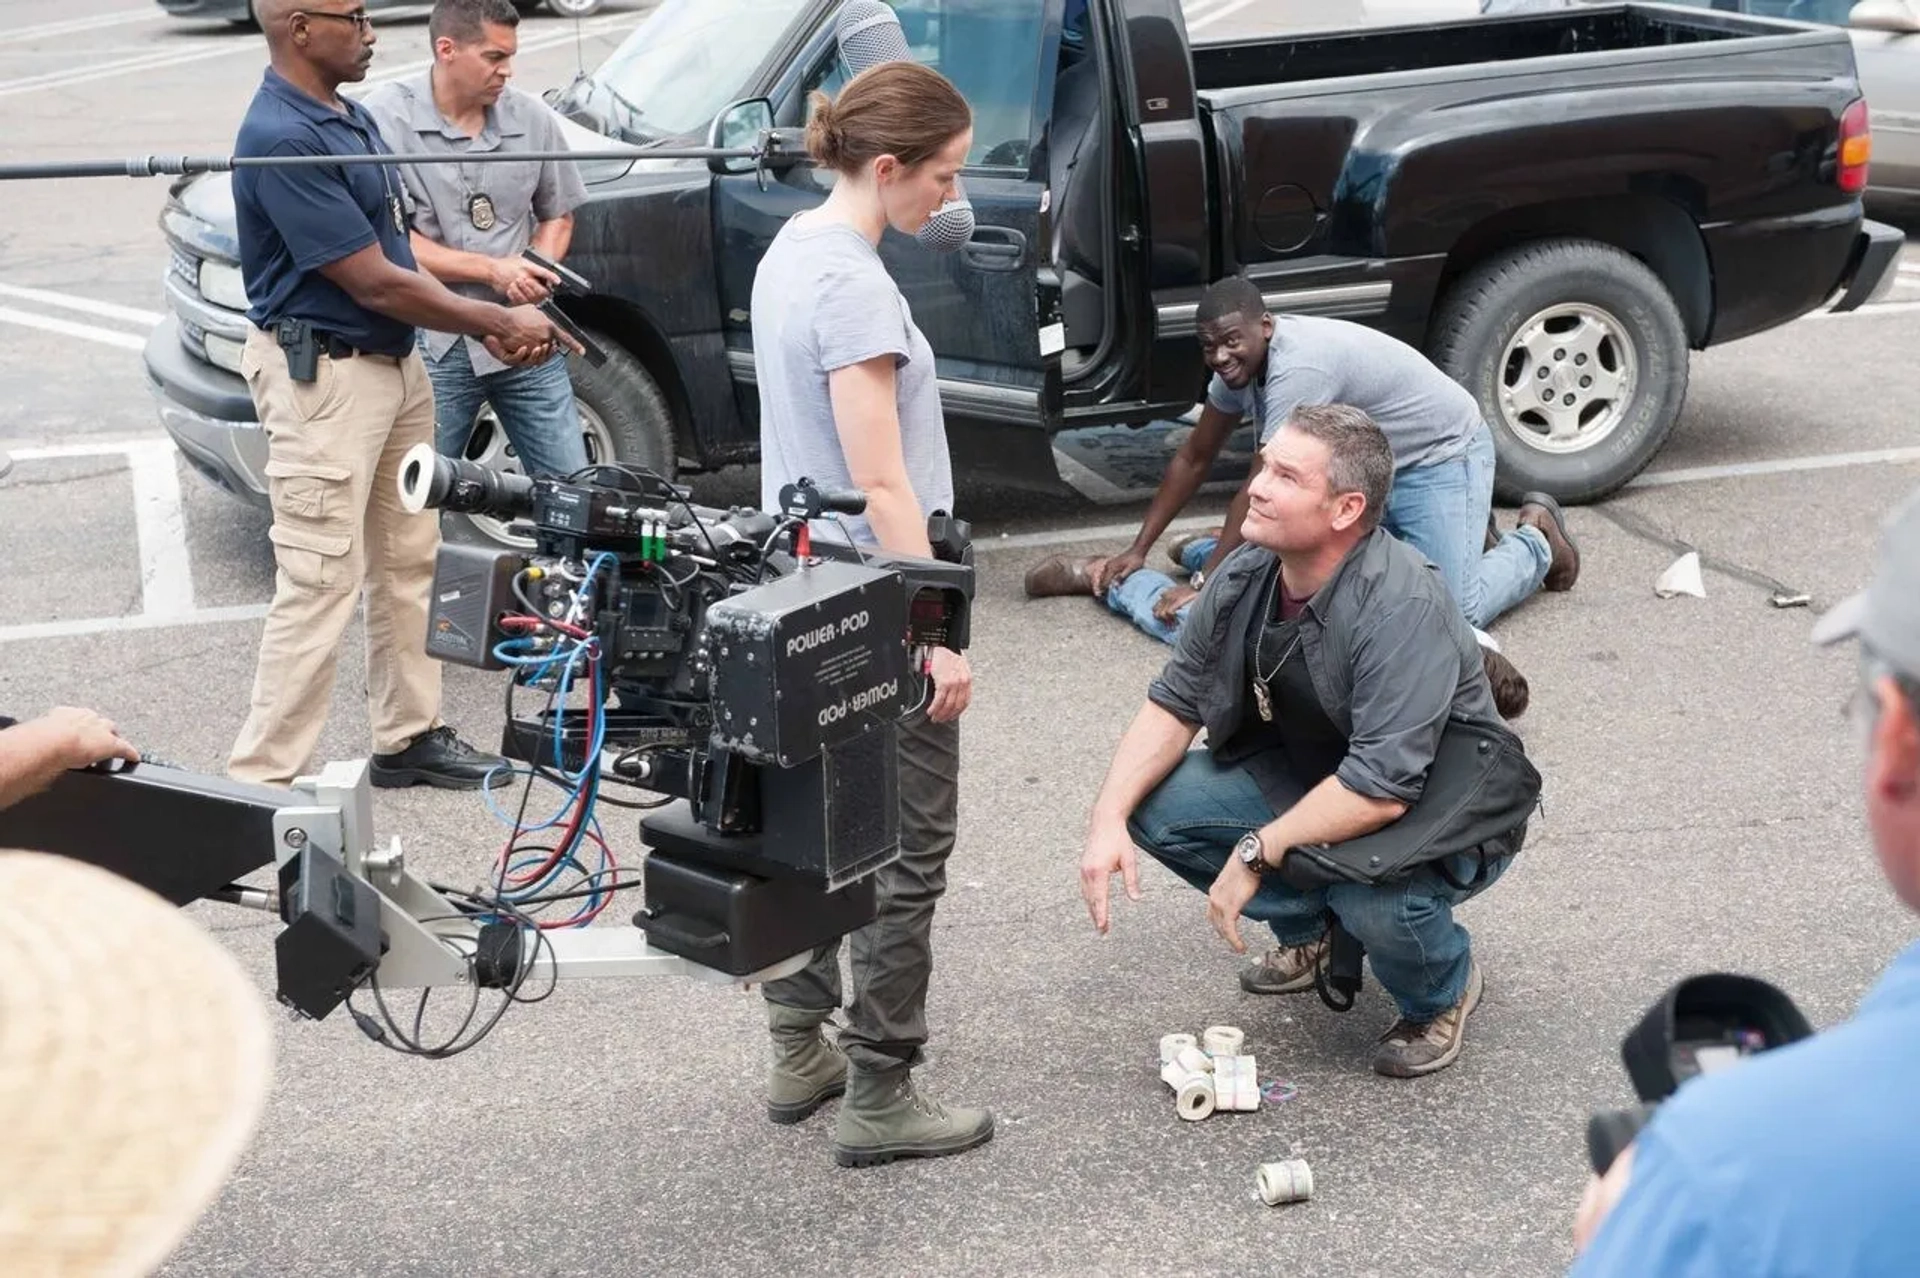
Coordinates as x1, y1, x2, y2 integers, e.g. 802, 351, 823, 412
801, 0, 1051, 170
594, 0, 814, 140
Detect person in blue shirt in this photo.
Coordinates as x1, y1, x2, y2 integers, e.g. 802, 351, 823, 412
1571, 484, 1920, 1275
225, 0, 571, 790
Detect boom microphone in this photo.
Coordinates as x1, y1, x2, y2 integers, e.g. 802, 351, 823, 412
833, 0, 976, 254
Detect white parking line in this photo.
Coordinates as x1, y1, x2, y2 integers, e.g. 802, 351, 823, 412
4, 427, 1919, 642
0, 41, 257, 100
0, 8, 164, 46
128, 441, 196, 619
0, 283, 162, 328
1806, 300, 1920, 321
0, 306, 146, 351
0, 604, 266, 645
1624, 444, 1920, 491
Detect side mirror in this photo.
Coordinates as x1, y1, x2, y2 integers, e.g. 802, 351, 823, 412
708, 97, 775, 176
1850, 0, 1920, 31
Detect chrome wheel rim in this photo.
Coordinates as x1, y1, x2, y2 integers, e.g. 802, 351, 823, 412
455, 399, 614, 547
1495, 302, 1638, 456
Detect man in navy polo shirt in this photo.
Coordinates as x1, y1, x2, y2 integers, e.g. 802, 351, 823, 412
227, 0, 572, 789
1571, 485, 1920, 1275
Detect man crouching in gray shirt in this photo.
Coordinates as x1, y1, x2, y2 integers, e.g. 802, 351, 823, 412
1079, 404, 1527, 1078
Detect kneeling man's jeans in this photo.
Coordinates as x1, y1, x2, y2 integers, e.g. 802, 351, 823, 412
1127, 749, 1509, 1022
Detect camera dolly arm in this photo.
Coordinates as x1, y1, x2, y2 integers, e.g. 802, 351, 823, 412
0, 757, 809, 1027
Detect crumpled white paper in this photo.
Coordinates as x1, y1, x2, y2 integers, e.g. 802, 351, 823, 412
1654, 551, 1706, 599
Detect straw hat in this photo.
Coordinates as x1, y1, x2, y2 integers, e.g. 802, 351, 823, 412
0, 850, 273, 1277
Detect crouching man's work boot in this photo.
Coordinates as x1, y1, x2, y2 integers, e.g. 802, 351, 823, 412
766, 1003, 847, 1125
831, 1063, 995, 1168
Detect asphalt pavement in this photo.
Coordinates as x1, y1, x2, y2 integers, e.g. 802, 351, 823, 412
4, 3, 1920, 1277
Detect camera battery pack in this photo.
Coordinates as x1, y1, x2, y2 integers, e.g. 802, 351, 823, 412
276, 844, 383, 1022
635, 848, 878, 977
706, 559, 912, 766
426, 541, 525, 670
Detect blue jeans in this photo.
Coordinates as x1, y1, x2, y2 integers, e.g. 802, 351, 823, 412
1381, 425, 1549, 629
1111, 423, 1552, 643
1125, 749, 1508, 1021
425, 340, 589, 479
1101, 536, 1211, 643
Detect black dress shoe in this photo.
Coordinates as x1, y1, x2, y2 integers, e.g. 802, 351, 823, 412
370, 725, 508, 791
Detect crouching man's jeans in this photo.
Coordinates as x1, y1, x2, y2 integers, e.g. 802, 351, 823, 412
1126, 748, 1509, 1022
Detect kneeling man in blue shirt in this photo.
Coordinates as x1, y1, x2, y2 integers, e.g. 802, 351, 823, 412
1572, 485, 1920, 1275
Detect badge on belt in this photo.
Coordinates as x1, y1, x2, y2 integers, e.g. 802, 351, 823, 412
467, 193, 497, 231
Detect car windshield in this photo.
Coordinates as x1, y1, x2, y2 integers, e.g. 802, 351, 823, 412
590, 0, 813, 140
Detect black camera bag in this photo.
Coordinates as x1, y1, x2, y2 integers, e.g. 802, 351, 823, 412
1277, 715, 1541, 893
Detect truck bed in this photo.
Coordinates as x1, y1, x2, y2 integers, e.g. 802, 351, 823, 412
1191, 4, 1825, 91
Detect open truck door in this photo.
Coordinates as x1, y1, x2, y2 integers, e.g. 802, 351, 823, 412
709, 0, 1068, 489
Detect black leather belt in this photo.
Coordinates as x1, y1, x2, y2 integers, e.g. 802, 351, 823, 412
315, 331, 398, 362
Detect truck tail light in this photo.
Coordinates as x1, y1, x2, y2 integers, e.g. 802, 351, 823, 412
1838, 98, 1871, 194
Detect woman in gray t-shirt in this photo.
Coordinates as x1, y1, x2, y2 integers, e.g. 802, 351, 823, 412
747, 60, 994, 1169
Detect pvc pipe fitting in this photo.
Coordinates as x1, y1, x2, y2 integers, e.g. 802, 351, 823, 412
1159, 1032, 1197, 1066
1172, 1045, 1213, 1076
1202, 1025, 1244, 1058
1257, 1159, 1314, 1206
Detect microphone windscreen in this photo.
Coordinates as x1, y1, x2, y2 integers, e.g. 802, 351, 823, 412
917, 196, 975, 252
834, 0, 911, 73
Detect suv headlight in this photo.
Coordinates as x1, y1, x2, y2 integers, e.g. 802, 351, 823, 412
198, 259, 250, 311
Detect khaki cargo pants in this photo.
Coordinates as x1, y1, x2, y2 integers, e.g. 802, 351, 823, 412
228, 324, 443, 787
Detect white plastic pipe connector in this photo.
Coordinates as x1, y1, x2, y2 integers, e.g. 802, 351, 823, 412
1176, 1075, 1216, 1121
1159, 1032, 1197, 1066
1160, 1062, 1216, 1120
1202, 1025, 1245, 1058
1173, 1045, 1213, 1076
1257, 1159, 1314, 1205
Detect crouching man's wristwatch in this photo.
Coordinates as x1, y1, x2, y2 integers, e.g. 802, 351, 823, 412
1234, 830, 1269, 874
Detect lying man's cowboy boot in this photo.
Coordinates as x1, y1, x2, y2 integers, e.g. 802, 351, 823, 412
1240, 934, 1331, 995
766, 1003, 847, 1125
1166, 527, 1223, 570
1516, 492, 1581, 591
832, 1063, 995, 1168
1024, 554, 1101, 598
1481, 646, 1530, 720
1372, 960, 1483, 1078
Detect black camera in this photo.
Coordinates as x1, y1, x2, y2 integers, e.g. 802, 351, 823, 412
1586, 973, 1814, 1175
399, 447, 975, 975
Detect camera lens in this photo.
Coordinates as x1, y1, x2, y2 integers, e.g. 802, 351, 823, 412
397, 442, 535, 518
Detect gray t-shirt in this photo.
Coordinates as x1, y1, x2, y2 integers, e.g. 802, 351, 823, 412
1207, 315, 1481, 472
752, 217, 953, 548
363, 75, 588, 376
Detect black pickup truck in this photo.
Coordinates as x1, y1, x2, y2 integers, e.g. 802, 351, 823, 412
146, 0, 1904, 528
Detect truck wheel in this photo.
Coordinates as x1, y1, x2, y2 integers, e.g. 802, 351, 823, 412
1430, 238, 1689, 505
545, 0, 604, 16
444, 327, 676, 549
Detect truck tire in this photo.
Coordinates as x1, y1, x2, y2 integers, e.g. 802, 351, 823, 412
1430, 238, 1690, 505
567, 324, 677, 480
443, 326, 676, 549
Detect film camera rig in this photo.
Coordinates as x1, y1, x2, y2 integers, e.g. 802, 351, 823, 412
0, 453, 974, 1056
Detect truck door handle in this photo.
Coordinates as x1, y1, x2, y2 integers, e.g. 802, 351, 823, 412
962, 226, 1026, 271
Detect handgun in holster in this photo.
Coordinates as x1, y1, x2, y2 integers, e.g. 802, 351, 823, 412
275, 318, 319, 383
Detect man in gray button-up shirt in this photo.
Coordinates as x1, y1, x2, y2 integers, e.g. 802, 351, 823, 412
364, 0, 590, 479
1079, 404, 1527, 1079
